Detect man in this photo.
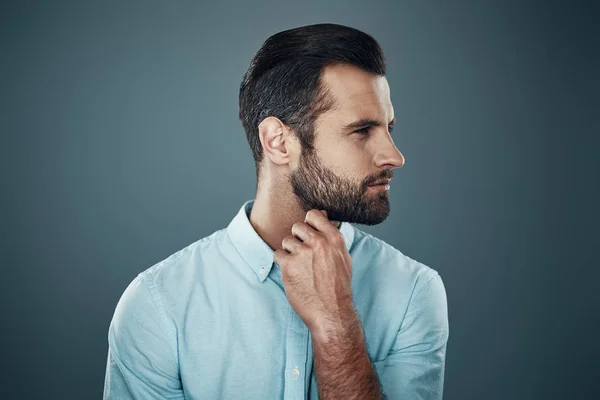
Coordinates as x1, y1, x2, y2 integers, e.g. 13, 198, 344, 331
103, 23, 449, 399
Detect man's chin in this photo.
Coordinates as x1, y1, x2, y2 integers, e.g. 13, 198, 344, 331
356, 200, 390, 225
353, 211, 389, 226
293, 194, 389, 225
342, 206, 390, 226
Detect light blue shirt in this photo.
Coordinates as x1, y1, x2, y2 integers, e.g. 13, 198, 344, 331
103, 199, 449, 399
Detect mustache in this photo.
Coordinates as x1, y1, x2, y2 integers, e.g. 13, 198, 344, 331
365, 172, 393, 185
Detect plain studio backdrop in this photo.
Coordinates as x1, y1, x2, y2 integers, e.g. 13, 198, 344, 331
1, 1, 598, 399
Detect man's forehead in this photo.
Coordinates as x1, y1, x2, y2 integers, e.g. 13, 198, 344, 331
343, 94, 392, 112
320, 64, 392, 116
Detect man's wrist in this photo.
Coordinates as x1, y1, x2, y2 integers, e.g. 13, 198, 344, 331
310, 306, 362, 347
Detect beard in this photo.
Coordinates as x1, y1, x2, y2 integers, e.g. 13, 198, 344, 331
289, 146, 391, 226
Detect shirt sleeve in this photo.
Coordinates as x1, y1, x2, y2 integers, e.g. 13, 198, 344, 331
103, 274, 185, 399
377, 273, 449, 400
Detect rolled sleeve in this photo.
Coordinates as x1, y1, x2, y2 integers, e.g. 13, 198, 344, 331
103, 275, 185, 399
378, 273, 449, 400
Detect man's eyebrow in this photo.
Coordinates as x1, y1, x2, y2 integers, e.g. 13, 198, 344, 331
343, 117, 396, 130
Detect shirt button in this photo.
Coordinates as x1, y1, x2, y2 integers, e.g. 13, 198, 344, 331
259, 267, 266, 275
291, 367, 300, 379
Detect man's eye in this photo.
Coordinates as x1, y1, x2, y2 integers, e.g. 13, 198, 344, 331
354, 125, 394, 135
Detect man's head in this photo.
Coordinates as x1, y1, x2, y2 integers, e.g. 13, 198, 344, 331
239, 23, 404, 225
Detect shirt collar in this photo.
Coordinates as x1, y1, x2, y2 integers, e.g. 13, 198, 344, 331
226, 199, 355, 283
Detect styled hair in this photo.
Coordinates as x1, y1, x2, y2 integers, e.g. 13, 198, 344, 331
238, 23, 386, 182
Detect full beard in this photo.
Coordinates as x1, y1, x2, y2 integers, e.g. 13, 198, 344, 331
289, 148, 390, 226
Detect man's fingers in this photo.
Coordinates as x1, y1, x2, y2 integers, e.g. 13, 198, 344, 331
305, 209, 338, 237
273, 248, 290, 271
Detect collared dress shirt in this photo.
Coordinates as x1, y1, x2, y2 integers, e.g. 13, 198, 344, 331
103, 199, 449, 399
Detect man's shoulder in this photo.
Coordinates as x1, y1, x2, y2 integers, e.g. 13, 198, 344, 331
136, 228, 227, 291
351, 226, 441, 290
110, 228, 229, 331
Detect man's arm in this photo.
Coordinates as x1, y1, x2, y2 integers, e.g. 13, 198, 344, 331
103, 275, 185, 399
377, 273, 449, 399
311, 272, 449, 400
311, 304, 385, 400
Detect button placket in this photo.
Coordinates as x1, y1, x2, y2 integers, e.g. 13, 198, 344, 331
291, 367, 300, 380
283, 304, 309, 400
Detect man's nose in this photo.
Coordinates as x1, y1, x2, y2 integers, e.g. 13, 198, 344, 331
375, 136, 405, 169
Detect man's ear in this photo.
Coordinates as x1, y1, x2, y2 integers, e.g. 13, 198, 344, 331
258, 116, 297, 166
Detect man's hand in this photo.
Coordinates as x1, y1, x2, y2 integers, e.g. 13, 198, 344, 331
273, 209, 354, 339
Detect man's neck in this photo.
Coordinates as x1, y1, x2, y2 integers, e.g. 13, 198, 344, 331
248, 189, 340, 253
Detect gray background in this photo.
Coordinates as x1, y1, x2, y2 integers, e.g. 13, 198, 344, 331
2, 1, 598, 399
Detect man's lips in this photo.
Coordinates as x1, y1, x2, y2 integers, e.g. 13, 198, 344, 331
368, 178, 392, 186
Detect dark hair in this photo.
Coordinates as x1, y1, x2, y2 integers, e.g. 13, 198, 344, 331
238, 23, 386, 182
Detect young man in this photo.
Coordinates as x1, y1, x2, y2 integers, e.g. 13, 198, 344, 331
103, 23, 449, 400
